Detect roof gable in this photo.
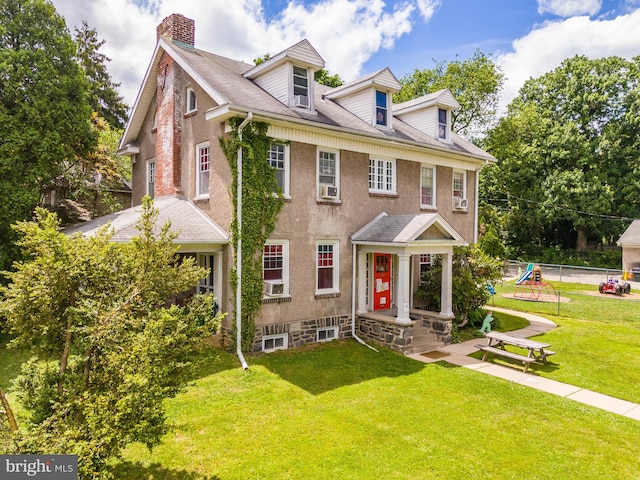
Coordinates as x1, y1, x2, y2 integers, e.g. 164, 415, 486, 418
393, 88, 460, 116
325, 68, 401, 100
351, 212, 465, 245
243, 39, 325, 79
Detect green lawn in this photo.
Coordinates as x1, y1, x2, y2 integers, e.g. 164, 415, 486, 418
113, 342, 640, 479
2, 281, 640, 479
488, 281, 640, 403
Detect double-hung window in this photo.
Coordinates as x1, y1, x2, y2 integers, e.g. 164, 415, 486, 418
263, 240, 289, 297
419, 254, 432, 283
147, 159, 156, 199
420, 165, 436, 208
453, 170, 466, 199
293, 66, 309, 108
196, 142, 210, 197
375, 90, 388, 127
316, 241, 339, 294
267, 143, 290, 197
438, 108, 448, 140
317, 149, 339, 200
369, 158, 396, 194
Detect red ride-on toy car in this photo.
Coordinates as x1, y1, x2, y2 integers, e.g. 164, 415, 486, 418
598, 278, 631, 296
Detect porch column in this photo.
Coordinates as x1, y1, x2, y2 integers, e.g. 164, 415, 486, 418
357, 250, 367, 314
440, 252, 454, 318
396, 253, 411, 324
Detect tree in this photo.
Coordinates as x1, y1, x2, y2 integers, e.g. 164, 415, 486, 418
417, 246, 503, 329
395, 50, 505, 141
74, 20, 128, 129
0, 198, 221, 478
0, 0, 97, 273
484, 55, 640, 252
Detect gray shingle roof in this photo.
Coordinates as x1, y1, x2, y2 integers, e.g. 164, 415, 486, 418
351, 212, 465, 245
64, 196, 229, 245
617, 220, 640, 246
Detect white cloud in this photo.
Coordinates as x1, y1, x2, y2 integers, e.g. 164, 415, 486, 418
49, 0, 417, 108
497, 9, 640, 112
537, 0, 602, 17
415, 0, 441, 22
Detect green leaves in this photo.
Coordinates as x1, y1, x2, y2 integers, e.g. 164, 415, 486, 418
0, 200, 222, 478
483, 55, 640, 252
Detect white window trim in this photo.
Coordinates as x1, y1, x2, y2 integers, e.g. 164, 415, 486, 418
262, 333, 288, 352
374, 90, 392, 129
452, 169, 467, 205
263, 240, 290, 298
269, 142, 291, 199
195, 141, 210, 199
316, 240, 340, 295
316, 148, 340, 201
438, 108, 450, 142
291, 65, 312, 110
420, 164, 437, 209
186, 87, 197, 114
368, 157, 396, 194
317, 326, 339, 342
147, 158, 156, 198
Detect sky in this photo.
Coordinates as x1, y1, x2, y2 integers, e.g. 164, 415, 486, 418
48, 0, 640, 115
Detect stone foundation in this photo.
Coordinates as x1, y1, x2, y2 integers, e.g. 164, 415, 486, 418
356, 310, 453, 354
252, 314, 352, 352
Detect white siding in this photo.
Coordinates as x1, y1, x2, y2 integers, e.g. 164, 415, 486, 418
333, 89, 373, 125
397, 107, 438, 138
253, 65, 290, 105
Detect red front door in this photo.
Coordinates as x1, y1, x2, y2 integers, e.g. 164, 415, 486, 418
373, 254, 392, 310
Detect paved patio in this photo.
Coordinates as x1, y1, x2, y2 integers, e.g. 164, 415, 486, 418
407, 306, 640, 421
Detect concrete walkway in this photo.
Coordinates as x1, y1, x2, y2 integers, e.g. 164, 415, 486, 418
408, 306, 640, 421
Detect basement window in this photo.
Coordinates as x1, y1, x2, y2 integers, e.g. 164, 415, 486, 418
317, 326, 338, 342
262, 334, 288, 352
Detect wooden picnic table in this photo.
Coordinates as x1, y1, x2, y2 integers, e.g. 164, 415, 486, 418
476, 331, 555, 373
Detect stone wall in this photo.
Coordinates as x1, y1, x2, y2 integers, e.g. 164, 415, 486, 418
252, 314, 352, 352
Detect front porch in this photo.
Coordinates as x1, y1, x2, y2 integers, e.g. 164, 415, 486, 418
356, 308, 453, 355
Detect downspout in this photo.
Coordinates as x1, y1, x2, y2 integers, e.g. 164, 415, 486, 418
235, 112, 253, 370
351, 243, 378, 352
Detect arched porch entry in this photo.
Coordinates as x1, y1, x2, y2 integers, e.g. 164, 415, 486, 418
351, 212, 467, 324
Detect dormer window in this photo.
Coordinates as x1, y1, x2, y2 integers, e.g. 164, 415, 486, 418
293, 66, 310, 108
438, 108, 448, 140
187, 88, 197, 114
376, 90, 388, 126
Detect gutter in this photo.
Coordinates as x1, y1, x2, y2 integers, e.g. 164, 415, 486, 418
351, 243, 378, 352
235, 112, 253, 370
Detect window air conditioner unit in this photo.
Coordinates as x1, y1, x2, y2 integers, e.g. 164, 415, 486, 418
294, 95, 309, 108
264, 279, 284, 296
320, 185, 338, 199
454, 197, 468, 209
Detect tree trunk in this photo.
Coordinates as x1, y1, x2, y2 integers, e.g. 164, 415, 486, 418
576, 226, 588, 252
0, 389, 19, 432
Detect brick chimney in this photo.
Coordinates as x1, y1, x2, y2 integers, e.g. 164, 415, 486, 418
157, 13, 195, 46
154, 14, 195, 198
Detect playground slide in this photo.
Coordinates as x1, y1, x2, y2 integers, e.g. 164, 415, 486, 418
516, 269, 533, 285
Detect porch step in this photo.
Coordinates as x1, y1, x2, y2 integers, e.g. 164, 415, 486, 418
410, 332, 443, 354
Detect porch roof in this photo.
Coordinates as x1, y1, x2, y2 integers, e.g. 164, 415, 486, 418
351, 212, 467, 248
64, 196, 229, 245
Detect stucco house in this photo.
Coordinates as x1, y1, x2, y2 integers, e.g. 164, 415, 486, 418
68, 13, 496, 357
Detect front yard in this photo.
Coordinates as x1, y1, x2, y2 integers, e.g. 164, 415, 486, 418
2, 279, 640, 479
